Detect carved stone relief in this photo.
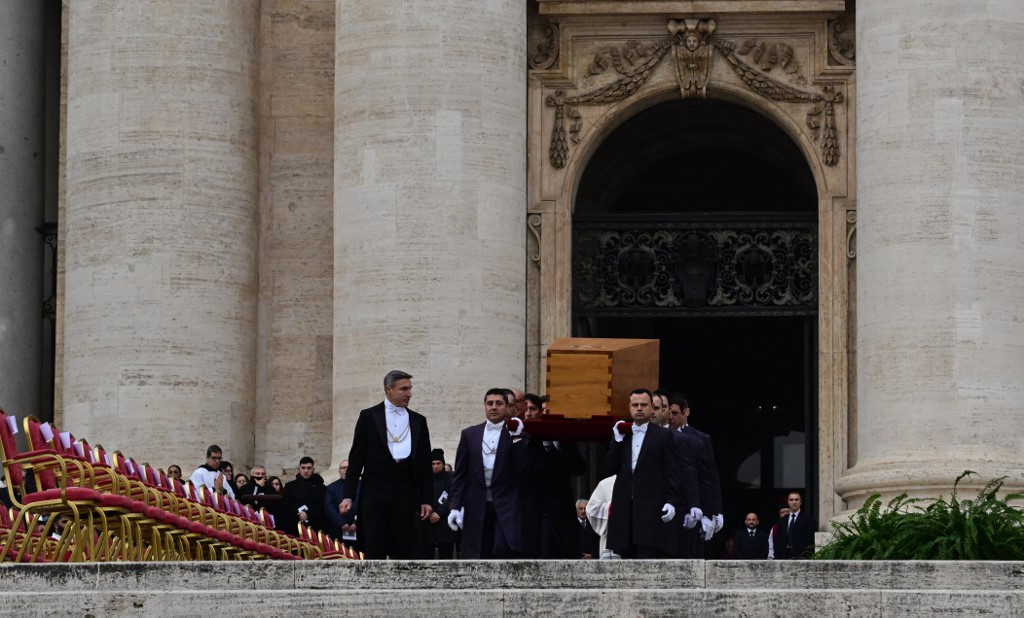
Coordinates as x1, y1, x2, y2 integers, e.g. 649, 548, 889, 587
846, 210, 857, 260
828, 16, 855, 66
544, 18, 846, 170
715, 40, 843, 167
530, 20, 560, 70
527, 214, 543, 266
668, 19, 716, 98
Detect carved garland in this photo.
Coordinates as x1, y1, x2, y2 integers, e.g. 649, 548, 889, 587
545, 19, 844, 169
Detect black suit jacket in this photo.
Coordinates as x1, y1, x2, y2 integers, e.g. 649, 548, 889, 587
344, 402, 432, 508
523, 439, 586, 558
680, 424, 722, 514
733, 527, 769, 559
606, 423, 682, 554
776, 510, 814, 559
578, 517, 600, 558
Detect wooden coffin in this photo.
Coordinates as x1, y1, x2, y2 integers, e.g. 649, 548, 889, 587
545, 337, 660, 419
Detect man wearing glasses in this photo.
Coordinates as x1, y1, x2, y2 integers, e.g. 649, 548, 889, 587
189, 445, 235, 498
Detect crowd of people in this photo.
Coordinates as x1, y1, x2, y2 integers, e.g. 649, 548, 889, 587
151, 370, 814, 560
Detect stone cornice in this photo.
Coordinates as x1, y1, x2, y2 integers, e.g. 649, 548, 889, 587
537, 0, 846, 16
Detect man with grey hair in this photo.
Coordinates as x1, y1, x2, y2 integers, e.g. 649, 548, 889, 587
341, 370, 433, 559
237, 464, 269, 500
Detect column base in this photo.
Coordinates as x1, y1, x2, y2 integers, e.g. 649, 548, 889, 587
835, 457, 1024, 510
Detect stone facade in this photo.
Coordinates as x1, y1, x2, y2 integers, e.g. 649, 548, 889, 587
527, 1, 855, 522
0, 0, 1017, 522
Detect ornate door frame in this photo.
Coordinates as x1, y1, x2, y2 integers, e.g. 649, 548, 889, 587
525, 3, 856, 522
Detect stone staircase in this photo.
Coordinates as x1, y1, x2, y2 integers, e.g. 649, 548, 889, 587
1, 560, 1022, 616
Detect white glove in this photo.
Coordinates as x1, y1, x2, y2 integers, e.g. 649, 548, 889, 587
506, 418, 524, 437
713, 513, 724, 533
683, 513, 697, 528
612, 420, 628, 443
700, 516, 715, 541
660, 503, 676, 523
689, 506, 703, 521
447, 508, 464, 531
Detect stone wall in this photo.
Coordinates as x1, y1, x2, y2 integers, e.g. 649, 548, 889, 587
255, 0, 336, 477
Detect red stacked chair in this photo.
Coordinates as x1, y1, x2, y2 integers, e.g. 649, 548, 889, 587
1, 409, 348, 563
0, 410, 129, 562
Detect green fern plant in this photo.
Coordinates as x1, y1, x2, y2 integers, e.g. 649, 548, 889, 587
815, 471, 1024, 560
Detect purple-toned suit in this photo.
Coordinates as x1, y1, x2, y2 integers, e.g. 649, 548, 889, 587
449, 422, 528, 559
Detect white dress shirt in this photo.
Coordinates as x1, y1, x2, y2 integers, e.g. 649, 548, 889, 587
384, 399, 412, 461
482, 420, 503, 501
630, 422, 648, 471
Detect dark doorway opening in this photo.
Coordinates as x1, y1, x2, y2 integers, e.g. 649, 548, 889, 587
571, 97, 818, 557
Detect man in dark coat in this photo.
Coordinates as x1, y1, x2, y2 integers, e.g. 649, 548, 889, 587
775, 491, 815, 559
341, 370, 433, 559
281, 456, 327, 533
529, 438, 587, 558
733, 511, 770, 559
324, 459, 358, 540
668, 393, 720, 558
576, 499, 601, 559
448, 388, 528, 558
421, 448, 457, 559
606, 388, 683, 559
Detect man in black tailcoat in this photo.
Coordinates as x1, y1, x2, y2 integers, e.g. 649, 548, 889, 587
340, 370, 433, 559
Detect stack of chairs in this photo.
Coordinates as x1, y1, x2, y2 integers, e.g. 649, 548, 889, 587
297, 522, 363, 560
0, 408, 350, 562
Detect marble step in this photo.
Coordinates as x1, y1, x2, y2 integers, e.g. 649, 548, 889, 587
0, 560, 1022, 616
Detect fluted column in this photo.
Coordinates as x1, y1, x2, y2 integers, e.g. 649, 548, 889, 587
0, 1, 46, 420
838, 2, 1024, 505
332, 1, 527, 461
64, 1, 259, 467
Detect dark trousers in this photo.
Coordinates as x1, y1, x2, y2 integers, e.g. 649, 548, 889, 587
359, 485, 419, 559
421, 541, 455, 559
481, 502, 517, 559
678, 526, 704, 559
630, 545, 670, 559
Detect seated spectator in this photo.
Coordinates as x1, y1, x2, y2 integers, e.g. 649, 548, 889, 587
166, 464, 183, 481
282, 456, 327, 533
240, 466, 268, 497
262, 475, 288, 530
189, 445, 235, 498
234, 473, 249, 494
220, 461, 237, 494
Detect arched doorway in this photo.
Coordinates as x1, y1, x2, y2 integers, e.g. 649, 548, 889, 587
572, 98, 818, 557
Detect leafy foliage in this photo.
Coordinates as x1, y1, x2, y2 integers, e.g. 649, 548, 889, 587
815, 471, 1024, 560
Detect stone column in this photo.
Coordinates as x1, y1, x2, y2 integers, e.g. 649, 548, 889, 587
64, 1, 259, 468
0, 1, 45, 420
332, 1, 527, 462
838, 2, 1024, 505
